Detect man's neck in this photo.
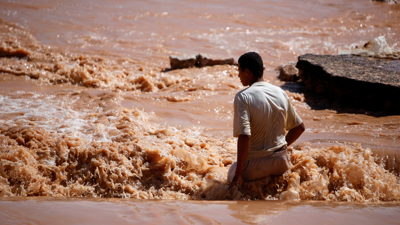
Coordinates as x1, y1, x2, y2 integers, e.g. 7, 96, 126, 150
249, 77, 264, 86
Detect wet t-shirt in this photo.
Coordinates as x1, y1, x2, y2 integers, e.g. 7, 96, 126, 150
233, 82, 302, 160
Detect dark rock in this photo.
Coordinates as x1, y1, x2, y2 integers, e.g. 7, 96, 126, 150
372, 0, 398, 3
196, 55, 235, 68
169, 55, 197, 70
296, 54, 400, 115
168, 54, 235, 70
276, 62, 300, 82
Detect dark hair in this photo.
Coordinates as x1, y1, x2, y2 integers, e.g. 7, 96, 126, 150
238, 52, 264, 78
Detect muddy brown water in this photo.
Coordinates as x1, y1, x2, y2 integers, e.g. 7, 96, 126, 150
1, 197, 400, 224
1, 0, 400, 224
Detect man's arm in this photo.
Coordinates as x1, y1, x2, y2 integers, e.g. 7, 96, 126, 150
285, 122, 305, 146
229, 134, 250, 193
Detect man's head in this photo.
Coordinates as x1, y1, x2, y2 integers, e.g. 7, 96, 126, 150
238, 52, 264, 78
237, 52, 264, 86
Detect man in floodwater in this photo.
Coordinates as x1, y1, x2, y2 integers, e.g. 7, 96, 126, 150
228, 52, 305, 193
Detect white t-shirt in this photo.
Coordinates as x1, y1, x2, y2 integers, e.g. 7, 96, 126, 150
233, 82, 302, 160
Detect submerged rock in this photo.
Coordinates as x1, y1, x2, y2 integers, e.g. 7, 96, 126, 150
169, 55, 198, 70
169, 54, 235, 70
276, 62, 300, 82
196, 54, 235, 68
372, 0, 399, 3
296, 54, 400, 115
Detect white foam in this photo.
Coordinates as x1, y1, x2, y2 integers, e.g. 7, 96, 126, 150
338, 36, 399, 58
0, 92, 115, 143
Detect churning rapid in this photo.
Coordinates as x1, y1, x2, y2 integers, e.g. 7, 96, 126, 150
1, 0, 400, 203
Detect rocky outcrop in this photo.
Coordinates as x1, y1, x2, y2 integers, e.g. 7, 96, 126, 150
169, 54, 235, 70
276, 62, 300, 82
296, 54, 400, 115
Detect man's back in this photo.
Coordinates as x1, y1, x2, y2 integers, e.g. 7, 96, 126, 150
233, 82, 302, 160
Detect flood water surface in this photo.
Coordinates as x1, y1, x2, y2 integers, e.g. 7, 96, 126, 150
1, 198, 400, 225
1, 0, 400, 223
